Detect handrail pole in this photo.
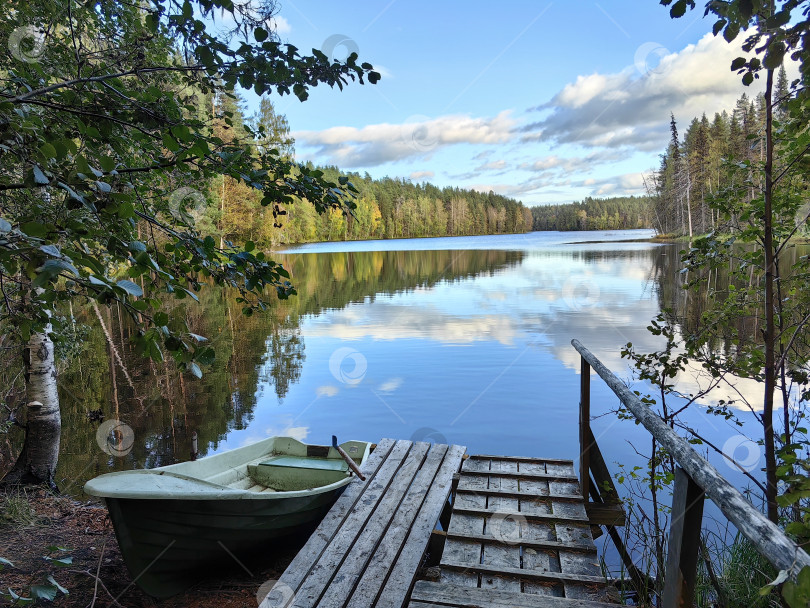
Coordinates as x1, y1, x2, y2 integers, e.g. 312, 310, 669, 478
662, 467, 705, 608
579, 355, 591, 501
570, 338, 810, 578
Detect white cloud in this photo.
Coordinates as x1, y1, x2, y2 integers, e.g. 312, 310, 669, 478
409, 170, 435, 181
522, 33, 761, 151
316, 385, 339, 397
293, 112, 515, 167
270, 15, 291, 34
306, 304, 518, 346
475, 160, 507, 172
378, 378, 403, 392
574, 172, 647, 196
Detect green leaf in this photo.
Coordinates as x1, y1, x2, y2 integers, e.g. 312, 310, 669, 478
670, 0, 687, 18
30, 584, 58, 601
188, 362, 202, 378
254, 27, 268, 42
154, 312, 169, 326
32, 165, 49, 185
764, 42, 786, 70
44, 556, 72, 567
20, 222, 47, 238
766, 11, 791, 28
244, 240, 255, 252
39, 142, 57, 159
730, 57, 746, 71
0, 557, 13, 569
116, 279, 143, 297
0, 218, 11, 233
98, 156, 116, 172
45, 576, 68, 595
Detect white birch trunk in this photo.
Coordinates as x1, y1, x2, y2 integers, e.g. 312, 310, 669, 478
2, 325, 61, 488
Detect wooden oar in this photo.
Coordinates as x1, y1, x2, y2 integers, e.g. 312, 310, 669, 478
332, 435, 366, 480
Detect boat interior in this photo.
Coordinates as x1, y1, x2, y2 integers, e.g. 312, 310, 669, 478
186, 438, 370, 494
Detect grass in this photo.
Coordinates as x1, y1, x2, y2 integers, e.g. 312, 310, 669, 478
0, 490, 46, 527
695, 532, 781, 608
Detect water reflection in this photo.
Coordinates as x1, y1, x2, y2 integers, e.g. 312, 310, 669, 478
29, 230, 773, 498
45, 248, 526, 493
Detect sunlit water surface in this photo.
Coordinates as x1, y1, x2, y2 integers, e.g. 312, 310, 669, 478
44, 229, 771, 555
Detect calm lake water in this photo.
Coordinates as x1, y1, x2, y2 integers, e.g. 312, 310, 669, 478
46, 229, 765, 507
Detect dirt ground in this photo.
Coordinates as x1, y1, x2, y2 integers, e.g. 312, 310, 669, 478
0, 489, 299, 607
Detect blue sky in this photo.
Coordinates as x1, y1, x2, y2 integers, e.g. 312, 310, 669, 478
243, 1, 771, 206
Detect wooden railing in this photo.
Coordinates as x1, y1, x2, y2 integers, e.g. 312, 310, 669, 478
572, 338, 810, 607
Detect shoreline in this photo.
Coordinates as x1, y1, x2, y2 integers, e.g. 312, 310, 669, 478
0, 489, 298, 607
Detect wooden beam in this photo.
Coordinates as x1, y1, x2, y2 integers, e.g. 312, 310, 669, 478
586, 427, 620, 504
579, 356, 591, 502
585, 503, 626, 526
410, 580, 618, 608
662, 467, 705, 608
455, 486, 585, 502
455, 469, 578, 482
571, 338, 810, 577
451, 506, 588, 524
468, 454, 575, 465
440, 559, 608, 586
444, 530, 596, 553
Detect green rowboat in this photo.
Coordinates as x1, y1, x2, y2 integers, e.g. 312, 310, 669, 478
84, 436, 371, 598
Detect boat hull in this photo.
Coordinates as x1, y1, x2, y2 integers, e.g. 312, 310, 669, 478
106, 487, 344, 598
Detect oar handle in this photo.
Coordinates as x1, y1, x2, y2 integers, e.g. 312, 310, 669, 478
332, 435, 366, 481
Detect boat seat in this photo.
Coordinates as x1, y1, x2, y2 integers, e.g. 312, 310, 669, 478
247, 456, 349, 492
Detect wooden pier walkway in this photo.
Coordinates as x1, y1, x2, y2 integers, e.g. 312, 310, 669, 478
411, 454, 617, 607
260, 441, 617, 608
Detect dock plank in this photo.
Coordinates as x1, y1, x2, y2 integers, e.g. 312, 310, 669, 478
262, 439, 468, 608
433, 453, 616, 606
409, 581, 618, 608
316, 442, 432, 608
374, 444, 466, 608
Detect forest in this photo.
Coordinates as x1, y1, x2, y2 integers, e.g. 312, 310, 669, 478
530, 196, 654, 231
202, 95, 533, 247
648, 66, 795, 237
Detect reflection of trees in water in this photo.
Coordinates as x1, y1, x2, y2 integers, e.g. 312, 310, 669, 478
41, 248, 523, 493
651, 241, 810, 359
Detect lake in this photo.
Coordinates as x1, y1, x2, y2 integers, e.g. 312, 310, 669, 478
45, 229, 764, 507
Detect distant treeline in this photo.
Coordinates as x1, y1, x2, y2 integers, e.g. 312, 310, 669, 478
202, 95, 532, 247
270, 169, 534, 245
530, 196, 654, 231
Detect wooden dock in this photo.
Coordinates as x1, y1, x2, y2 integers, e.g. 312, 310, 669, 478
260, 441, 617, 608
412, 455, 617, 607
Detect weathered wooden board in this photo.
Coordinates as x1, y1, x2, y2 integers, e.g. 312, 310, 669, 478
261, 439, 467, 608
435, 454, 615, 605
371, 444, 466, 608
409, 580, 619, 608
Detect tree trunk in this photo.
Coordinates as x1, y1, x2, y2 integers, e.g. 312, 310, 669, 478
762, 66, 778, 524
1, 327, 61, 489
